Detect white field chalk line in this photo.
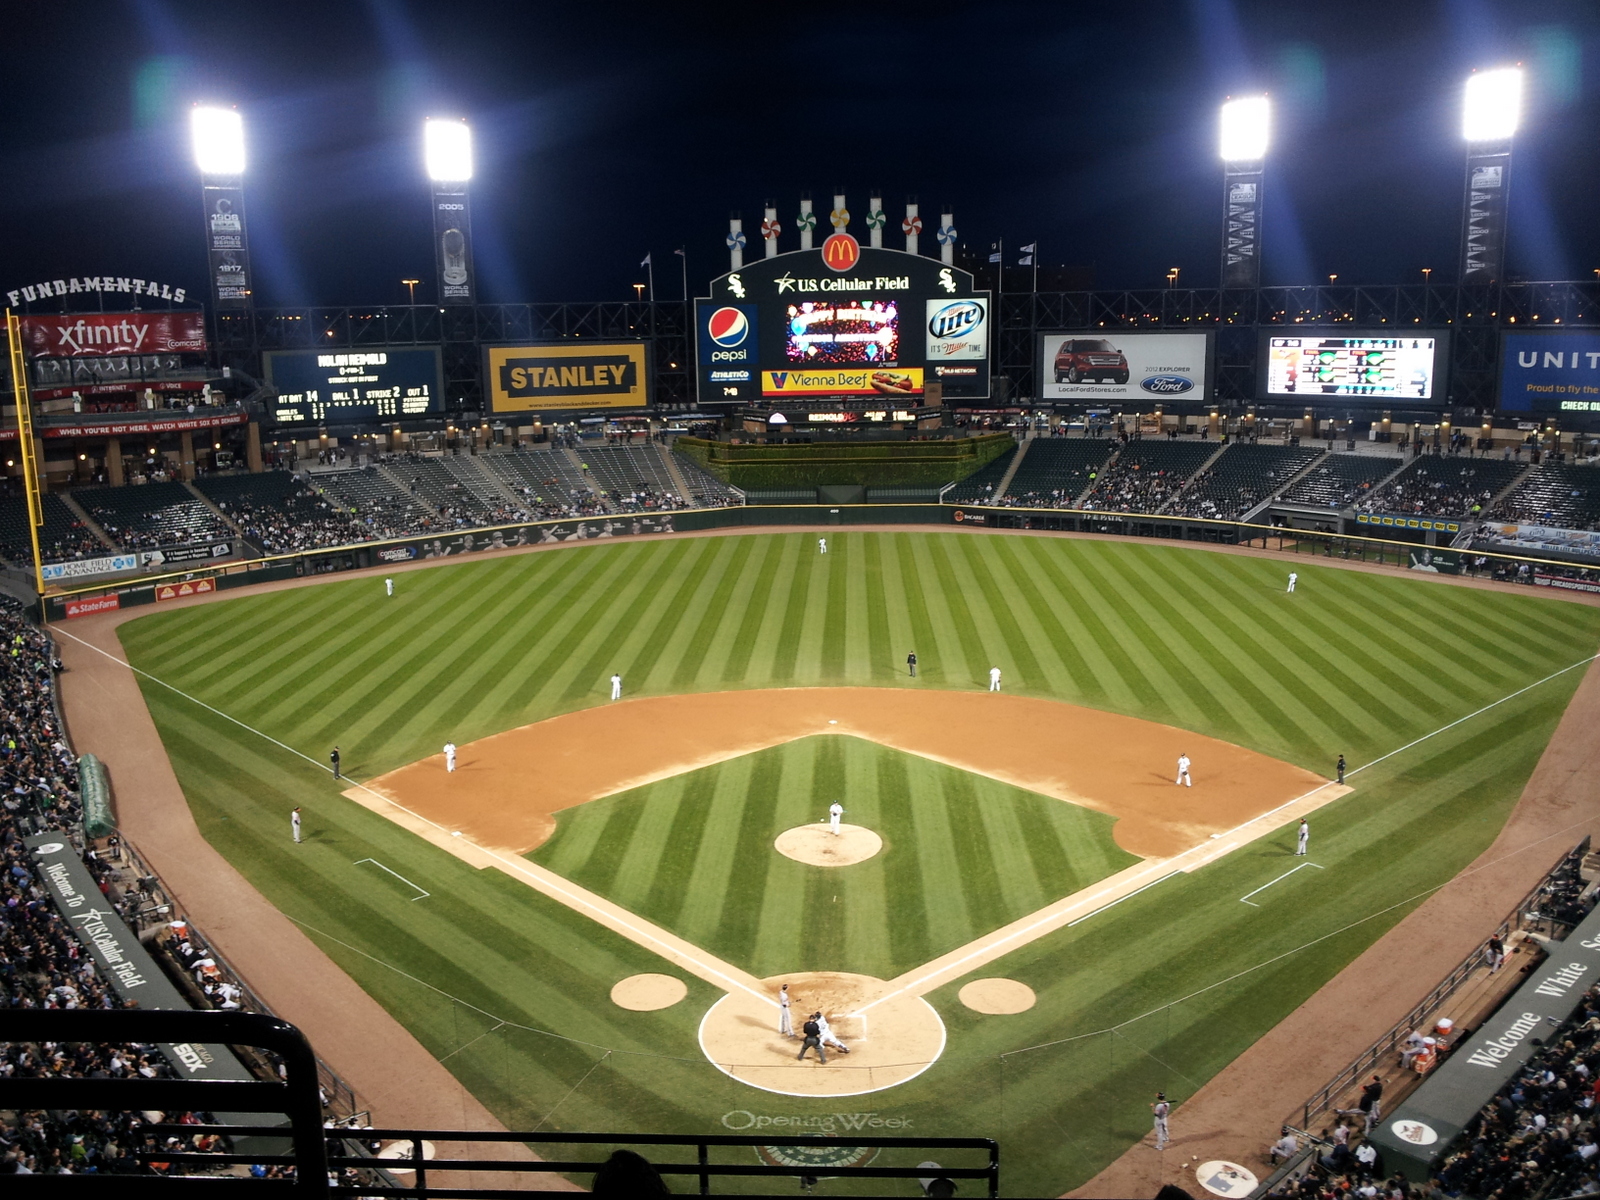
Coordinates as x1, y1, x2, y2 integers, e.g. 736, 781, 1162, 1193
354, 858, 431, 901
61, 627, 1600, 1015
56, 628, 773, 1010
1066, 872, 1183, 927
1239, 862, 1322, 907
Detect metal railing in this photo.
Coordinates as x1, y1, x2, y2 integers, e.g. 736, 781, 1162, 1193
1294, 838, 1592, 1129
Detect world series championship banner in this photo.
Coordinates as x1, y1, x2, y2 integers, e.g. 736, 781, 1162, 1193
202, 182, 251, 309
485, 343, 650, 412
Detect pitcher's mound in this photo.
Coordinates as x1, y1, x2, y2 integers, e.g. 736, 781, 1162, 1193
699, 972, 945, 1098
958, 978, 1037, 1014
775, 824, 883, 867
611, 973, 688, 1011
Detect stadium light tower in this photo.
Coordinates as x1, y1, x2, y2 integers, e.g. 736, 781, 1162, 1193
424, 118, 476, 305
1219, 96, 1269, 290
191, 106, 252, 311
1459, 67, 1522, 284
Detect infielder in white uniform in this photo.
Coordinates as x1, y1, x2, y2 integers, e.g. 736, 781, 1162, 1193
778, 983, 793, 1037
818, 537, 827, 554
1151, 1092, 1170, 1150
829, 802, 844, 835
1287, 571, 1297, 593
610, 673, 623, 701
815, 1011, 851, 1054
1175, 754, 1192, 787
1295, 818, 1309, 856
989, 666, 1002, 692
291, 806, 302, 844
444, 742, 457, 773
385, 577, 394, 596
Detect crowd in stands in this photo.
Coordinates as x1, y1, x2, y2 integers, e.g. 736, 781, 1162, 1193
1358, 458, 1527, 519
1079, 454, 1198, 513
209, 485, 371, 554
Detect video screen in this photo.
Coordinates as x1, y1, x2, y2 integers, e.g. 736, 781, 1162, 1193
1264, 336, 1439, 400
785, 300, 899, 365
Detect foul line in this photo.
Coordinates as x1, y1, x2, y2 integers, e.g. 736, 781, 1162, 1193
354, 858, 430, 901
1066, 872, 1182, 927
1239, 862, 1322, 907
53, 626, 774, 1010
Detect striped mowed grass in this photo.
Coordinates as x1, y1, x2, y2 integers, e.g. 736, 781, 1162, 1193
115, 531, 1600, 1194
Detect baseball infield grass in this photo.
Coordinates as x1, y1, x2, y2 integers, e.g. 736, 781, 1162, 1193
116, 532, 1600, 1195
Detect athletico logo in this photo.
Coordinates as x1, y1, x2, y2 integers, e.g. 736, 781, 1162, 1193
1140, 375, 1195, 395
821, 233, 860, 273
708, 307, 750, 348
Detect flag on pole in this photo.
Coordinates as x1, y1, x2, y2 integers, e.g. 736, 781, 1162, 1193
640, 252, 652, 267
1018, 255, 1034, 266
1020, 243, 1037, 252
673, 248, 685, 257
988, 252, 1002, 263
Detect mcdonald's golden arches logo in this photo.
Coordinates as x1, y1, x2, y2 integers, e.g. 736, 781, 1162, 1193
821, 232, 861, 273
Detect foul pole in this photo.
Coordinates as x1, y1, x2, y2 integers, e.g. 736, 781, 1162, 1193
5, 311, 46, 599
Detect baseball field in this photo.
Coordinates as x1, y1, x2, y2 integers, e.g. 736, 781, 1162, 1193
110, 529, 1600, 1195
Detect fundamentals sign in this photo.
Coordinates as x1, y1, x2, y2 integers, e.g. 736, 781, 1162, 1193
485, 343, 649, 411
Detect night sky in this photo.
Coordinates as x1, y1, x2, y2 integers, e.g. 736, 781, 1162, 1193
4, 0, 1599, 309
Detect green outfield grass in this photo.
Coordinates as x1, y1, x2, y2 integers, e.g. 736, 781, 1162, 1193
115, 531, 1600, 1195
533, 734, 1138, 979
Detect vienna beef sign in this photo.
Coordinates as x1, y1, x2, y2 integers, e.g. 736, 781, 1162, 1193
19, 312, 207, 358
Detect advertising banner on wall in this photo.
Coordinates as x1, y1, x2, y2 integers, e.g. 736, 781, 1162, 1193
202, 182, 251, 309
1498, 332, 1600, 414
41, 554, 141, 581
485, 343, 649, 412
761, 367, 924, 397
1039, 332, 1212, 401
19, 313, 207, 357
432, 182, 475, 305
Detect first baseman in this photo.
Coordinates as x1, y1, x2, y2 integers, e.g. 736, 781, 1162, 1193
1175, 753, 1192, 787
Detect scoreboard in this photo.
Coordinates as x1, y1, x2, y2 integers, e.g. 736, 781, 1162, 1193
265, 347, 444, 425
1261, 334, 1446, 404
695, 241, 991, 405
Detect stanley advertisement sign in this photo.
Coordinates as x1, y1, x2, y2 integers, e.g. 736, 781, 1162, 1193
486, 343, 649, 412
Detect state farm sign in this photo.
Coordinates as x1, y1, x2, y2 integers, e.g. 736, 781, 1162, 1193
20, 313, 207, 358
64, 594, 121, 618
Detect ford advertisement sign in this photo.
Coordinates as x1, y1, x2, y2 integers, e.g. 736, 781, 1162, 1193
1499, 332, 1600, 416
1040, 332, 1211, 401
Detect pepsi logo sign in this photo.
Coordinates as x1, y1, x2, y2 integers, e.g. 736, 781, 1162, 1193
1140, 375, 1195, 395
708, 307, 750, 348
928, 301, 984, 340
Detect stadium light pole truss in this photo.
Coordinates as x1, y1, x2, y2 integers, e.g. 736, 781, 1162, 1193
425, 118, 476, 306
1460, 67, 1522, 285
191, 105, 253, 313
1219, 96, 1269, 291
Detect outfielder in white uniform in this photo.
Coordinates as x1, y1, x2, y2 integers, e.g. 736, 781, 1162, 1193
1287, 572, 1297, 593
610, 673, 623, 701
292, 806, 302, 844
385, 577, 394, 596
989, 666, 1002, 692
1175, 754, 1192, 787
829, 802, 844, 835
1295, 819, 1309, 856
815, 1012, 851, 1054
444, 742, 457, 773
818, 538, 827, 554
778, 983, 793, 1037
1151, 1093, 1170, 1150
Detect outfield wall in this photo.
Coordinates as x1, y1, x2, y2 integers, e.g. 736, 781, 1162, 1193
37, 502, 1600, 623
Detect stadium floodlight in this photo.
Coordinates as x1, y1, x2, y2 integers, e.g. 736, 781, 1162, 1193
1463, 68, 1522, 142
424, 118, 473, 181
1219, 96, 1270, 162
191, 106, 245, 175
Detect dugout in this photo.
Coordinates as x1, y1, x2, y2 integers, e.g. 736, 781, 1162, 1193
1370, 898, 1600, 1181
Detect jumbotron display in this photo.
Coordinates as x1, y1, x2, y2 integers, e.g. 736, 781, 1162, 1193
1262, 334, 1445, 402
265, 347, 444, 425
786, 300, 899, 364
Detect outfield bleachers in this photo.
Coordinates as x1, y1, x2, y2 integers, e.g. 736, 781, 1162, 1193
582, 446, 685, 509
194, 471, 374, 553
1278, 452, 1402, 509
944, 442, 1018, 504
387, 456, 496, 524
1487, 462, 1600, 530
1000, 440, 1116, 508
77, 482, 232, 550
671, 451, 743, 505
0, 493, 108, 564
1167, 443, 1324, 520
1359, 456, 1527, 517
439, 456, 530, 523
1079, 440, 1219, 513
481, 450, 609, 517
314, 467, 441, 536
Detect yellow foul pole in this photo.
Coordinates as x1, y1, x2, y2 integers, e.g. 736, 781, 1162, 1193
5, 310, 47, 598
